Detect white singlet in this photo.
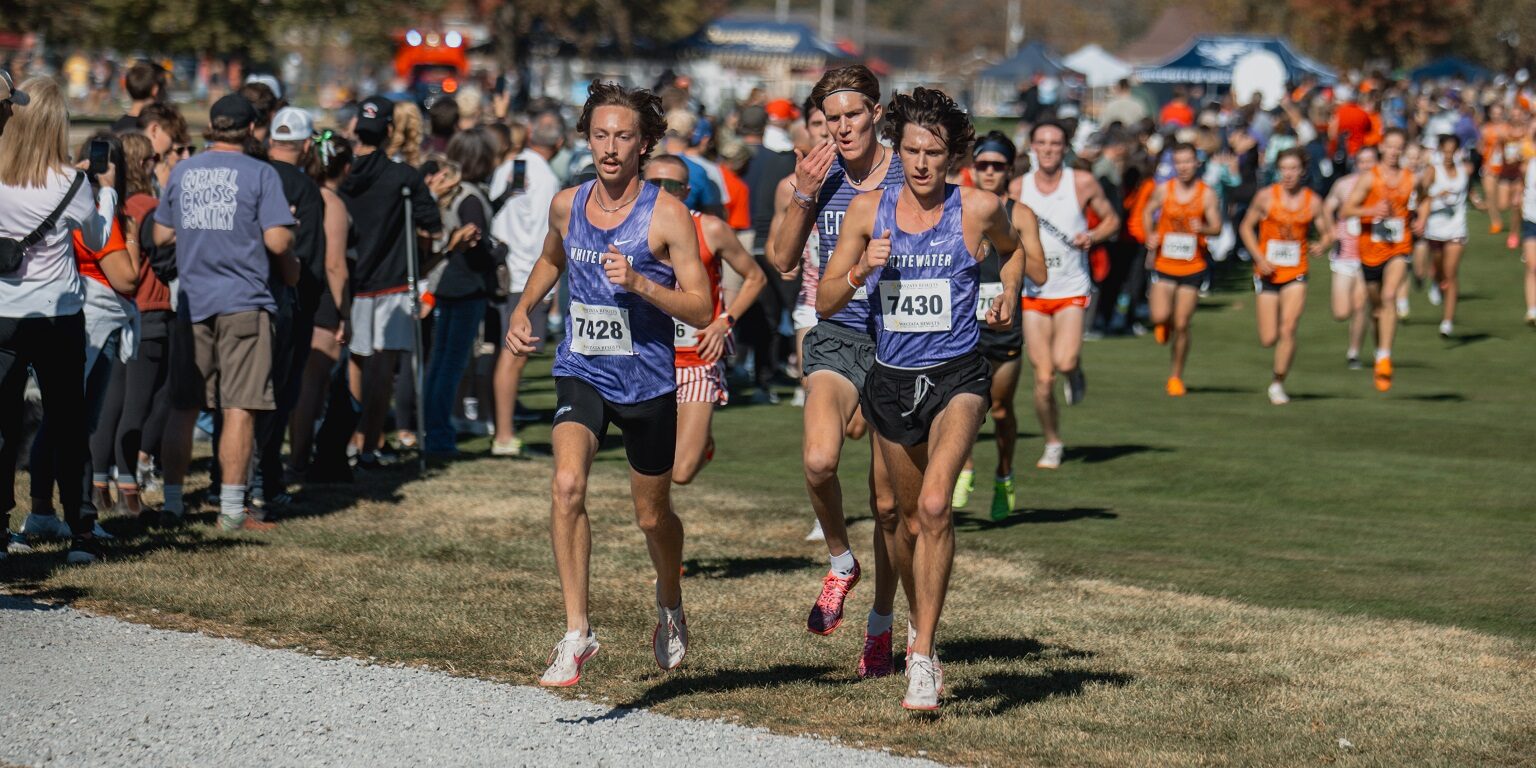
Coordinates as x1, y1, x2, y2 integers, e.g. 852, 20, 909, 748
1017, 169, 1092, 299
1424, 158, 1468, 242
1523, 159, 1536, 224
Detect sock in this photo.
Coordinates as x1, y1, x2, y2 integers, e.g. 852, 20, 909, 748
563, 629, 586, 642
995, 473, 1012, 485
829, 549, 856, 578
163, 484, 183, 514
1375, 348, 1390, 362
867, 610, 893, 635
1346, 346, 1359, 358
221, 485, 247, 521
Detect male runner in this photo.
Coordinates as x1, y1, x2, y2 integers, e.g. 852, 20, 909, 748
1142, 143, 1222, 397
504, 82, 713, 686
1015, 121, 1118, 464
1340, 128, 1432, 392
1238, 149, 1332, 404
766, 65, 905, 673
820, 87, 1024, 710
1324, 146, 1376, 368
952, 132, 1048, 517
642, 154, 767, 483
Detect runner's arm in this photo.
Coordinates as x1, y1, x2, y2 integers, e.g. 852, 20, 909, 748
1338, 174, 1376, 219
767, 174, 813, 273
620, 193, 713, 329
1010, 203, 1049, 286
1311, 197, 1335, 255
1413, 167, 1435, 234
980, 194, 1024, 329
708, 216, 766, 325
1200, 187, 1223, 236
817, 191, 879, 318
1077, 172, 1121, 245
1141, 184, 1164, 251
1238, 188, 1268, 267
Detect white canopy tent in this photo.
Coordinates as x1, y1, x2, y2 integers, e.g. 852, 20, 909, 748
1063, 44, 1132, 89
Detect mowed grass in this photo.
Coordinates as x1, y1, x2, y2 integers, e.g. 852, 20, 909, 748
5, 213, 1535, 765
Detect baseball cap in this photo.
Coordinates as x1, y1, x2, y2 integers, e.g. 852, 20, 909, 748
210, 93, 258, 128
738, 105, 768, 135
0, 70, 29, 106
270, 107, 314, 141
765, 98, 800, 122
244, 73, 283, 100
354, 95, 394, 145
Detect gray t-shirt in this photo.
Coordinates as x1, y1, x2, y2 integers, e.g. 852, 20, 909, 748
156, 149, 295, 322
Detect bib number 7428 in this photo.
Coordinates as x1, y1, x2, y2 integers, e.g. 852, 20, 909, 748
569, 302, 633, 356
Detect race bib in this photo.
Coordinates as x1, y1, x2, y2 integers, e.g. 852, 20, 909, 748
1161, 233, 1198, 261
880, 279, 951, 333
976, 282, 1005, 321
1266, 240, 1302, 268
1345, 217, 1362, 237
1506, 142, 1522, 162
673, 319, 700, 349
1371, 217, 1405, 244
852, 284, 868, 301
569, 302, 633, 356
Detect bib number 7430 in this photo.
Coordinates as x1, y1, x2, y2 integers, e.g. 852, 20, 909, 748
569, 302, 633, 356
880, 279, 952, 332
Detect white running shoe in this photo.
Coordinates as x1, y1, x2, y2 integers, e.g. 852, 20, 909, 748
1396, 295, 1410, 318
805, 519, 825, 542
791, 387, 806, 407
21, 514, 72, 541
539, 631, 600, 687
1526, 308, 1536, 326
902, 654, 944, 711
491, 437, 523, 457
1428, 283, 1443, 306
1036, 442, 1064, 470
654, 602, 688, 671
1267, 382, 1290, 405
1438, 320, 1453, 338
1063, 368, 1086, 406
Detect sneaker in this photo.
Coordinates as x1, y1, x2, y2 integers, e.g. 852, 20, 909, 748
219, 512, 277, 532
990, 476, 1015, 521
1438, 320, 1453, 338
491, 437, 523, 457
1037, 443, 1064, 470
858, 629, 894, 678
752, 389, 780, 405
1267, 381, 1290, 405
805, 519, 825, 542
21, 513, 72, 541
1508, 232, 1519, 250
539, 631, 600, 687
1063, 367, 1086, 406
394, 431, 418, 450
807, 560, 861, 635
1153, 323, 1169, 345
1373, 357, 1393, 392
791, 387, 806, 407
90, 521, 115, 540
8, 532, 34, 554
65, 536, 104, 565
903, 624, 917, 675
653, 602, 688, 671
1428, 283, 1443, 306
902, 654, 944, 711
1347, 355, 1364, 370
951, 469, 974, 508
1527, 308, 1536, 326
1396, 295, 1410, 318
1166, 376, 1186, 397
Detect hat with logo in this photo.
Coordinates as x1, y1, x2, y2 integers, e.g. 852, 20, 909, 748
354, 95, 394, 146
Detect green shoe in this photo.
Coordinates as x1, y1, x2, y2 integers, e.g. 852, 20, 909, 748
952, 469, 974, 508
990, 476, 1015, 521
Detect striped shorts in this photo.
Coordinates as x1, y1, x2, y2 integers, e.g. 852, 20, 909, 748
676, 362, 728, 406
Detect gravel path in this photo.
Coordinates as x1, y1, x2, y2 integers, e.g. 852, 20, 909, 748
0, 597, 937, 767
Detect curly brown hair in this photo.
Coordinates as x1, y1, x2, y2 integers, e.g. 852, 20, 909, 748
576, 81, 666, 158
880, 87, 974, 158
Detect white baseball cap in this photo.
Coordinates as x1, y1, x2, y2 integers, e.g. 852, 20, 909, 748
270, 107, 314, 141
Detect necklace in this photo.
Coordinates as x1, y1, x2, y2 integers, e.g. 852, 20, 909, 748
902, 185, 944, 231
595, 184, 641, 214
846, 145, 887, 187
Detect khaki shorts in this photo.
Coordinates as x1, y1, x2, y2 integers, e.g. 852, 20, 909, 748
171, 309, 276, 411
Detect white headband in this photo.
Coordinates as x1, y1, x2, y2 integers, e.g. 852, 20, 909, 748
823, 88, 872, 102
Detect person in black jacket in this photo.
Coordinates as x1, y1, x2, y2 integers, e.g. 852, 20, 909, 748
341, 95, 443, 465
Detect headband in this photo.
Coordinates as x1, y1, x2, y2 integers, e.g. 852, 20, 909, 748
973, 137, 1016, 164
822, 88, 872, 103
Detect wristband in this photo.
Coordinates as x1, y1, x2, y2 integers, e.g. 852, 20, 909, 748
792, 187, 814, 208
846, 270, 861, 290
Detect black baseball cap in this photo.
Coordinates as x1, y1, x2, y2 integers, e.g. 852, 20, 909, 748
354, 95, 394, 146
210, 93, 257, 128
0, 70, 27, 106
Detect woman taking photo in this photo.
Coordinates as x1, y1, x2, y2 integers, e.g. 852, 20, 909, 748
0, 78, 118, 564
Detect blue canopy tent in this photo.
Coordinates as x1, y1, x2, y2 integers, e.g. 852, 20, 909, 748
676, 18, 849, 65
981, 40, 1075, 82
1135, 36, 1336, 86
1410, 57, 1491, 83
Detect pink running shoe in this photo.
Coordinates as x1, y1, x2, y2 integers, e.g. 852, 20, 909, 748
806, 560, 860, 635
858, 629, 894, 678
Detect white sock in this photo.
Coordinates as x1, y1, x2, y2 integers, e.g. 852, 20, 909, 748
163, 484, 183, 514
1375, 348, 1390, 362
829, 549, 856, 578
1346, 346, 1359, 358
563, 629, 586, 642
910, 651, 933, 666
221, 485, 246, 521
867, 610, 893, 635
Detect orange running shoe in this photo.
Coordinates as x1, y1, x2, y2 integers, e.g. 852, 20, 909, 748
1166, 377, 1186, 397
1154, 323, 1169, 345
1491, 221, 1503, 234
1373, 357, 1393, 392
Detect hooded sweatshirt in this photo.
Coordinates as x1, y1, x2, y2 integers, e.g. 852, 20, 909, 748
340, 149, 442, 295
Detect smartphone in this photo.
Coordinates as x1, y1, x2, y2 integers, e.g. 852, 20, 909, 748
88, 139, 111, 176
511, 159, 527, 193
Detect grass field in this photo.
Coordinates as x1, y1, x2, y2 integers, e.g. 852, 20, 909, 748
4, 218, 1534, 765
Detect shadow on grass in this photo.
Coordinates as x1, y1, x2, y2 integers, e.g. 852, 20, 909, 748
1183, 385, 1250, 395
1401, 392, 1467, 402
682, 555, 820, 579
957, 507, 1117, 530
1444, 332, 1495, 348
1063, 444, 1168, 464
952, 669, 1134, 715
623, 663, 842, 708
1286, 393, 1351, 402
0, 531, 264, 588
942, 635, 1096, 664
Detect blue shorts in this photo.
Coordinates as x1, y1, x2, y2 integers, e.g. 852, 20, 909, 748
1522, 219, 1536, 242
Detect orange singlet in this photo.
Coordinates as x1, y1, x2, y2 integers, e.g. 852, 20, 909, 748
674, 211, 723, 368
1256, 184, 1314, 284
1358, 166, 1414, 267
1154, 180, 1210, 276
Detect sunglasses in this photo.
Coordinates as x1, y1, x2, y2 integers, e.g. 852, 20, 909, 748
973, 161, 1010, 173
647, 178, 688, 195
173, 145, 196, 157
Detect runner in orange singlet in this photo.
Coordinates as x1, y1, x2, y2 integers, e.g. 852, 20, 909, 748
1238, 149, 1333, 405
1340, 128, 1432, 392
1479, 103, 1507, 235
1142, 143, 1222, 397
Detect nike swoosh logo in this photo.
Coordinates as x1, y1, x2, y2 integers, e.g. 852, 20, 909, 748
555, 406, 573, 418
929, 239, 949, 247
613, 239, 634, 248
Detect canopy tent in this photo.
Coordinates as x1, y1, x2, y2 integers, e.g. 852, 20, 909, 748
1064, 44, 1133, 89
676, 18, 848, 66
1410, 57, 1491, 83
1135, 36, 1335, 86
980, 40, 1076, 82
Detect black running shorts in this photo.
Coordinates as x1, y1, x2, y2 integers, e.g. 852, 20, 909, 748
861, 351, 991, 447
553, 377, 677, 476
